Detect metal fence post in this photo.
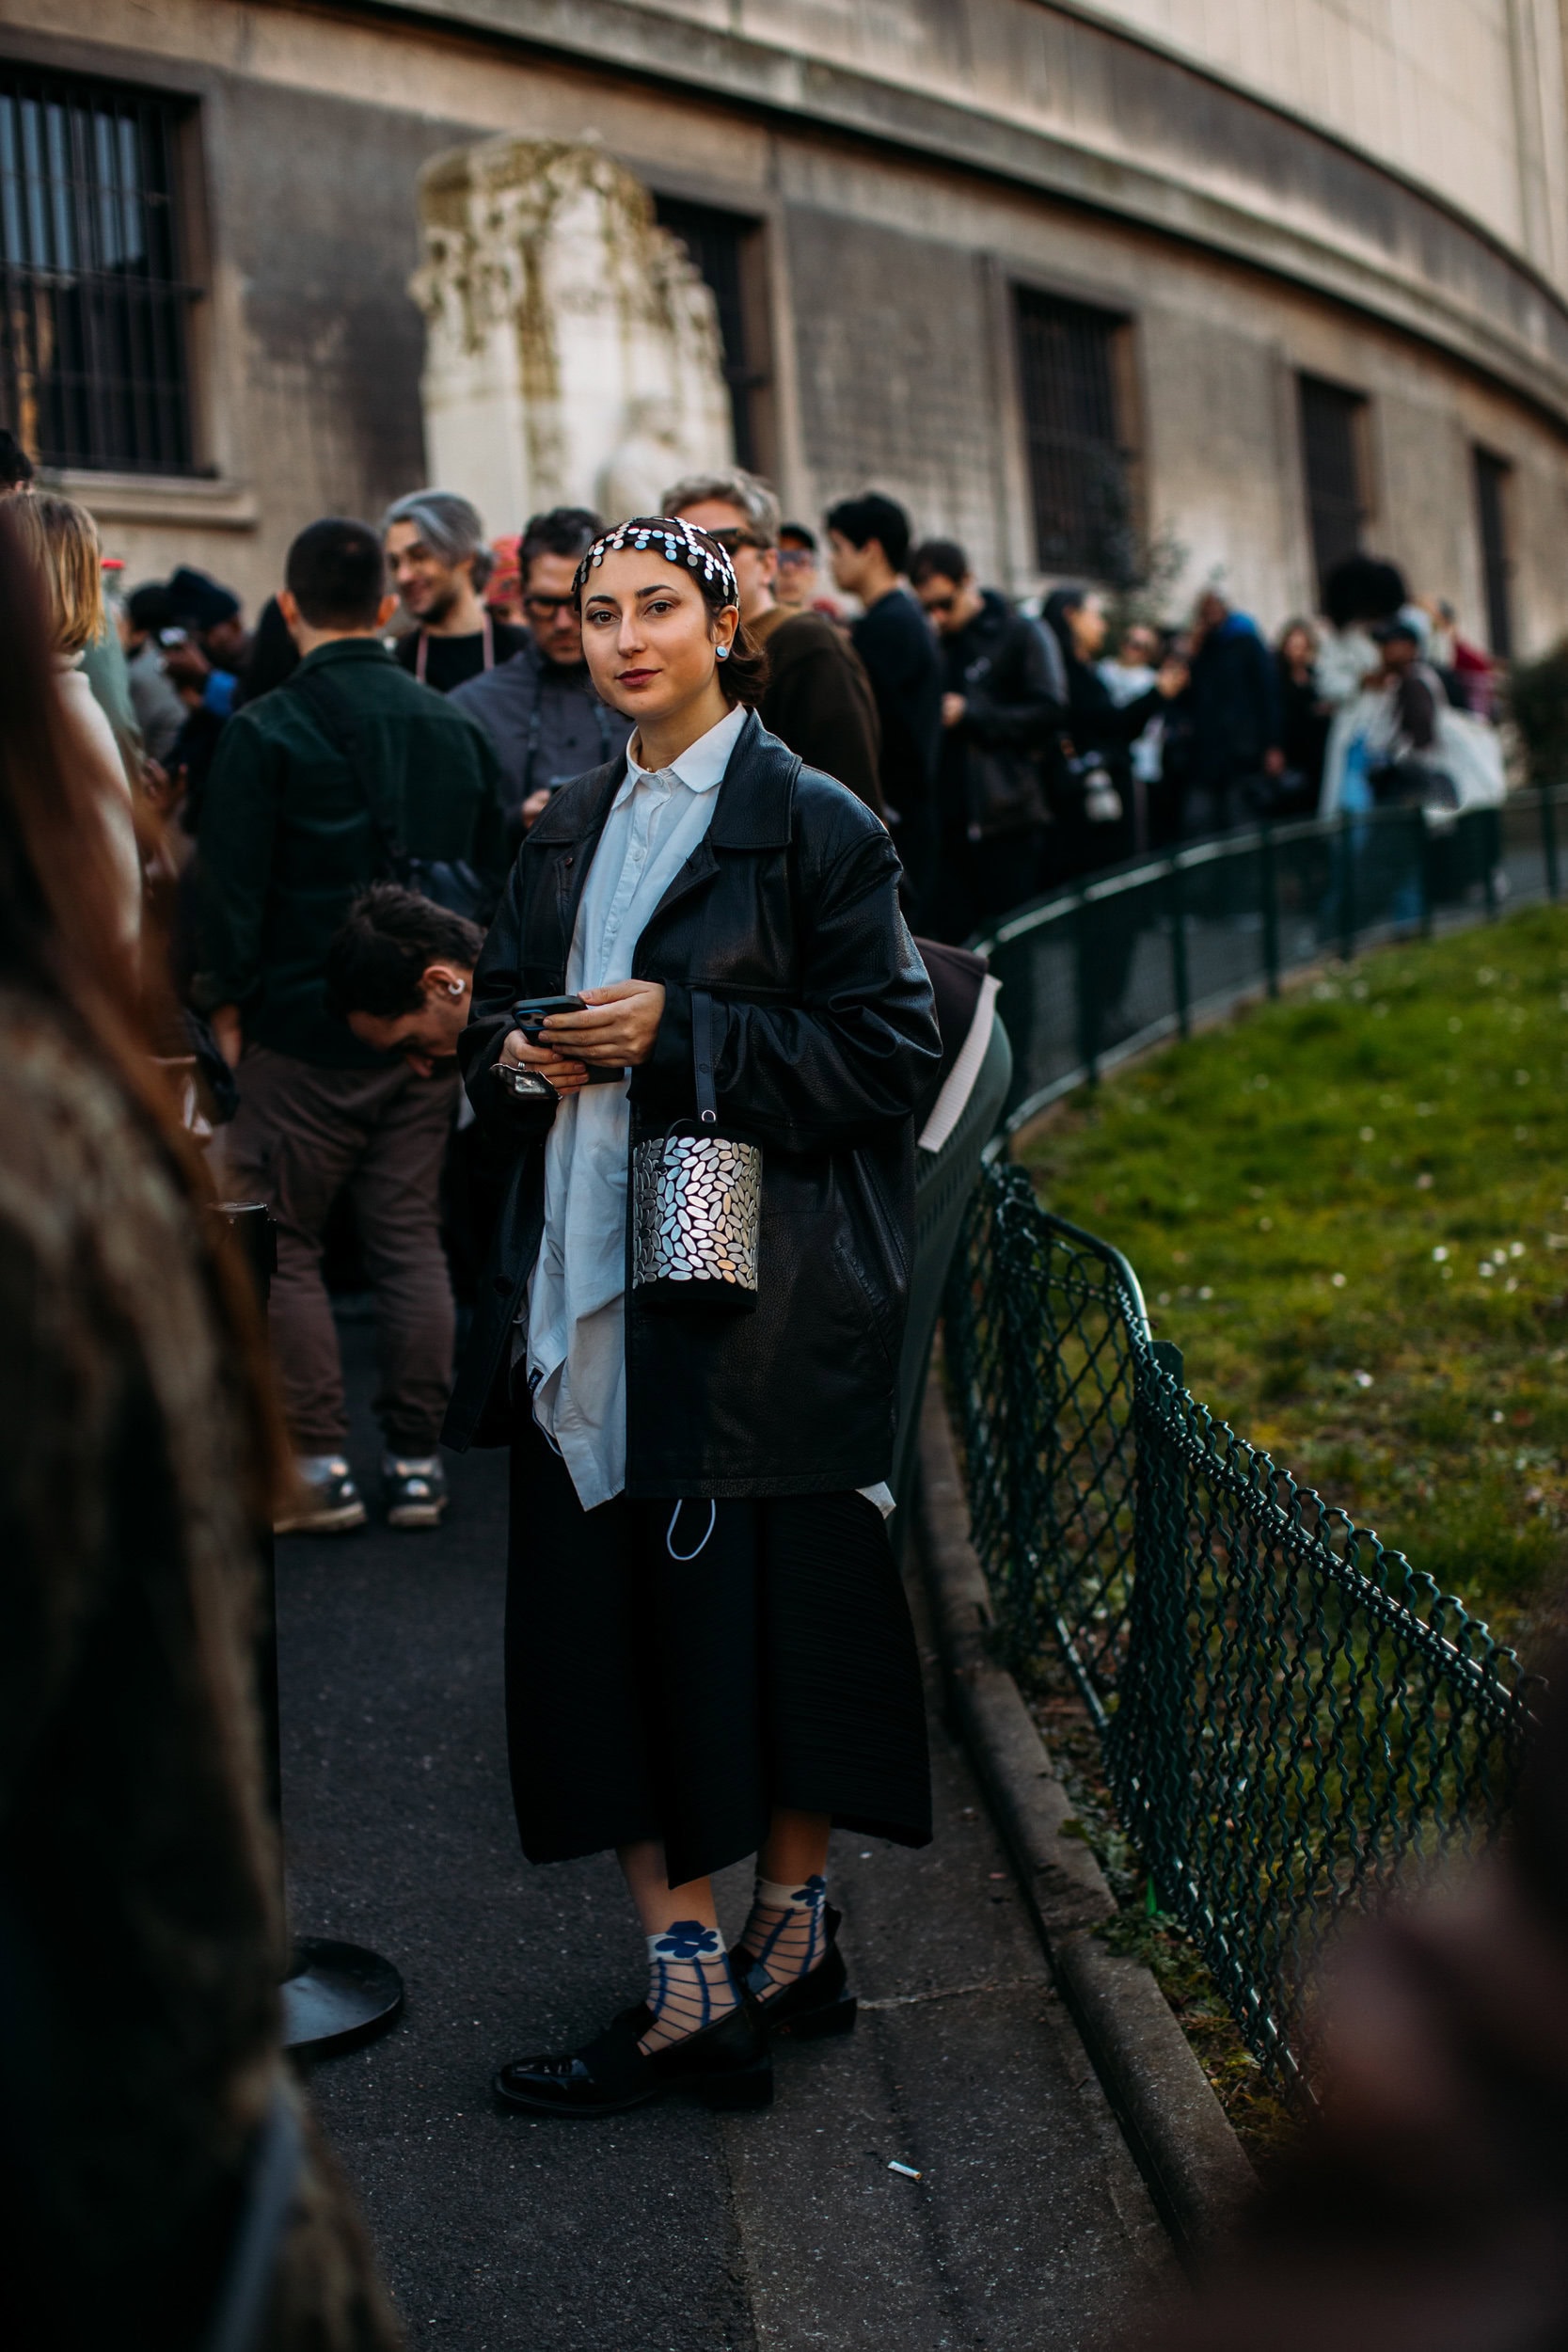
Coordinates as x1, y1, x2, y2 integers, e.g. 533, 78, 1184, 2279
1542, 787, 1560, 903
1075, 890, 1100, 1084
1168, 856, 1190, 1040
1415, 806, 1433, 939
1259, 826, 1280, 998
1338, 808, 1355, 963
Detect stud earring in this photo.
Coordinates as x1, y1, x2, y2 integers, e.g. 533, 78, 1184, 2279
716, 644, 731, 660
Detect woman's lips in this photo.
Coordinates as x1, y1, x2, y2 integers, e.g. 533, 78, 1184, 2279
617, 667, 657, 686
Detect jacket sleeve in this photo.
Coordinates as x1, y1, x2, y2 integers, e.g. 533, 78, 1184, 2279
769, 641, 885, 818
1073, 676, 1164, 751
455, 713, 511, 881
633, 822, 942, 1153
190, 715, 278, 1016
457, 853, 558, 1142
960, 617, 1068, 751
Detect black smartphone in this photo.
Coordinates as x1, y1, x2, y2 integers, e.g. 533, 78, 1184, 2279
512, 994, 585, 1037
510, 996, 626, 1085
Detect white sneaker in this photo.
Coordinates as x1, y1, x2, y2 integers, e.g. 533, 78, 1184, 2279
275, 1454, 368, 1535
383, 1453, 449, 1530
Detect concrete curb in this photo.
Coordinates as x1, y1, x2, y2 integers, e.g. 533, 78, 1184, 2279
913, 1374, 1258, 2262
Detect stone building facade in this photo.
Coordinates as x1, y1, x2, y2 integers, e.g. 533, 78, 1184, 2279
4, 0, 1568, 652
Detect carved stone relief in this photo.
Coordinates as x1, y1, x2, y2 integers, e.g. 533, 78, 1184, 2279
409, 135, 734, 532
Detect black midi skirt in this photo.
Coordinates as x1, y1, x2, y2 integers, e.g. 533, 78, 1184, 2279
504, 1409, 932, 1886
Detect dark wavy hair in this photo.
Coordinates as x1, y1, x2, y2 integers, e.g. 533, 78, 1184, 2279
576, 516, 768, 707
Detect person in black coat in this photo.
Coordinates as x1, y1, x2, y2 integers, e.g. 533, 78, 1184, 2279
447, 516, 942, 2121
911, 537, 1067, 943
1180, 588, 1285, 835
1042, 587, 1187, 1039
825, 493, 942, 919
1041, 587, 1186, 886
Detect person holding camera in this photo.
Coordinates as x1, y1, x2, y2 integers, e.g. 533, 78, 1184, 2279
445, 516, 941, 2119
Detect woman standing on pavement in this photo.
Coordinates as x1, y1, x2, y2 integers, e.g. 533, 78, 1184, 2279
444, 516, 942, 2117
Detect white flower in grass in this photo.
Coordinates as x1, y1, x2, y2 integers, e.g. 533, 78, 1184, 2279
1479, 1262, 1495, 1278
1353, 1371, 1373, 1389
1432, 1246, 1449, 1262
1331, 1272, 1347, 1288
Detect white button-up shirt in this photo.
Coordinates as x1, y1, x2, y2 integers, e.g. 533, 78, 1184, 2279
526, 704, 747, 1510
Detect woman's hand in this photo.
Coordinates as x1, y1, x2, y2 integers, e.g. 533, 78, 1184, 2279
542, 979, 666, 1068
500, 1028, 589, 1096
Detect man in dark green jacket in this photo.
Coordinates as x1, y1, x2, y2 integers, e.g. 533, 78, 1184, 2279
195, 516, 506, 1536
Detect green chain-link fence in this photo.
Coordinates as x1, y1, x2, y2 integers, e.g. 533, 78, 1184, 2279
943, 1158, 1539, 2102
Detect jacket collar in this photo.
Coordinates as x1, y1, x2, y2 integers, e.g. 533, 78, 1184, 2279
526, 707, 797, 851
297, 636, 396, 673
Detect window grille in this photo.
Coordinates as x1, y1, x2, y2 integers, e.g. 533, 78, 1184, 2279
653, 196, 768, 473
0, 68, 198, 474
1298, 375, 1368, 607
1473, 447, 1513, 660
1013, 287, 1135, 580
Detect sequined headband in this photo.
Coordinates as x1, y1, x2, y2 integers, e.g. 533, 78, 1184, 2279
573, 515, 739, 609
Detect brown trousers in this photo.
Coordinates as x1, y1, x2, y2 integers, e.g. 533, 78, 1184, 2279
227, 1043, 458, 1455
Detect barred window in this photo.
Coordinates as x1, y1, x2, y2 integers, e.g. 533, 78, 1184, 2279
0, 68, 198, 474
1298, 374, 1369, 607
1014, 288, 1135, 580
1472, 446, 1513, 659
653, 196, 772, 476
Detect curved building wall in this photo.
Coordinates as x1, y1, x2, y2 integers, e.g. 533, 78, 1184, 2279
3, 0, 1567, 656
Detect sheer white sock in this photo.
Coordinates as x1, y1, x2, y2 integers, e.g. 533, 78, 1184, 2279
736, 1873, 828, 1998
638, 1919, 739, 2055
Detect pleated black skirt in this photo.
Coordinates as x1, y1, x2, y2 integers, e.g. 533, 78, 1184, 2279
504, 1409, 932, 1886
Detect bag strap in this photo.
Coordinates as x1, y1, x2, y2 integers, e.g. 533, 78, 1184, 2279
692, 987, 719, 1129
285, 664, 404, 879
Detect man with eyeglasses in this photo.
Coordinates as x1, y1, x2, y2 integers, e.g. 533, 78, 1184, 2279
451, 507, 633, 838
664, 467, 884, 818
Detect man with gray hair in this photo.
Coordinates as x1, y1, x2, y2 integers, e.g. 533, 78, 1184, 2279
383, 488, 530, 693
663, 465, 883, 817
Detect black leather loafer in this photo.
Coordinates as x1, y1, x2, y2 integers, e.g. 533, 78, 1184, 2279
493, 1994, 772, 2118
736, 1903, 858, 2042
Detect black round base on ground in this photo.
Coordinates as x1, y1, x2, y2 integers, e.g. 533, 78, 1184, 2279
282, 1938, 404, 2058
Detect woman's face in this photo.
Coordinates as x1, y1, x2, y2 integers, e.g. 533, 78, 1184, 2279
579, 549, 737, 721
1282, 625, 1314, 670
1071, 595, 1106, 660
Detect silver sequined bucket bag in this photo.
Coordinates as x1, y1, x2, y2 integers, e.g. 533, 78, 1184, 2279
632, 990, 761, 1316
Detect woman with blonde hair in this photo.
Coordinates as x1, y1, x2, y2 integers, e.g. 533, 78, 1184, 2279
10, 489, 141, 935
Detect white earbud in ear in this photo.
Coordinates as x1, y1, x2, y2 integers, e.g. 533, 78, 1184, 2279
448, 982, 465, 997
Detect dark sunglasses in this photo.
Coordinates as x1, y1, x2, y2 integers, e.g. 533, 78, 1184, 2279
523, 592, 579, 619
920, 593, 958, 616
702, 527, 770, 555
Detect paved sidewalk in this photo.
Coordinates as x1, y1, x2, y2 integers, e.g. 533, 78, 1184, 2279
279, 1324, 1174, 2349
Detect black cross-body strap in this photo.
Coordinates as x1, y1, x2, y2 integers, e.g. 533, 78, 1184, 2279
692, 987, 719, 1129
284, 665, 404, 879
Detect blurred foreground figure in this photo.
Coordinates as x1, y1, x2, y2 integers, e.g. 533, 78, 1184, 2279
0, 503, 399, 2350
1166, 1677, 1568, 2352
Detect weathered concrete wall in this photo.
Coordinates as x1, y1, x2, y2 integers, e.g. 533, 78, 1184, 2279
5, 0, 1567, 653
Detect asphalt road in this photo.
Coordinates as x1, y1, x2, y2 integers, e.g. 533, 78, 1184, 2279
278, 1320, 1174, 2350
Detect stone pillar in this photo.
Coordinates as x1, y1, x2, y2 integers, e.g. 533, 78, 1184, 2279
409, 135, 734, 533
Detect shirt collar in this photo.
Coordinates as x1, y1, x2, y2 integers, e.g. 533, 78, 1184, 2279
616, 701, 747, 806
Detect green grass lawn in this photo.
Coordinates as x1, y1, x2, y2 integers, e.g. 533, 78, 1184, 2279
1018, 903, 1568, 1660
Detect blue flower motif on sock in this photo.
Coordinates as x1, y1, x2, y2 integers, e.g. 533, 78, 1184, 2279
793, 1875, 827, 1908
654, 1919, 722, 1963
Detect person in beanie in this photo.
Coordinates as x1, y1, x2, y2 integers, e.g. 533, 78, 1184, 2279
447, 516, 939, 2119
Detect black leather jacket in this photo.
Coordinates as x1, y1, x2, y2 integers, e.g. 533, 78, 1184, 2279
441, 709, 942, 1496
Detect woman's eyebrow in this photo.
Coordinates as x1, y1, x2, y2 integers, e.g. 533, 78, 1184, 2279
632, 580, 678, 600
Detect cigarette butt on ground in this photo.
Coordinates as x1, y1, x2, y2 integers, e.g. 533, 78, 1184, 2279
887, 2160, 923, 2180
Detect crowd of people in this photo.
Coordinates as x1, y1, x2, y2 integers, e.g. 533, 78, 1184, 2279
0, 399, 1552, 2345
0, 422, 1510, 1552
